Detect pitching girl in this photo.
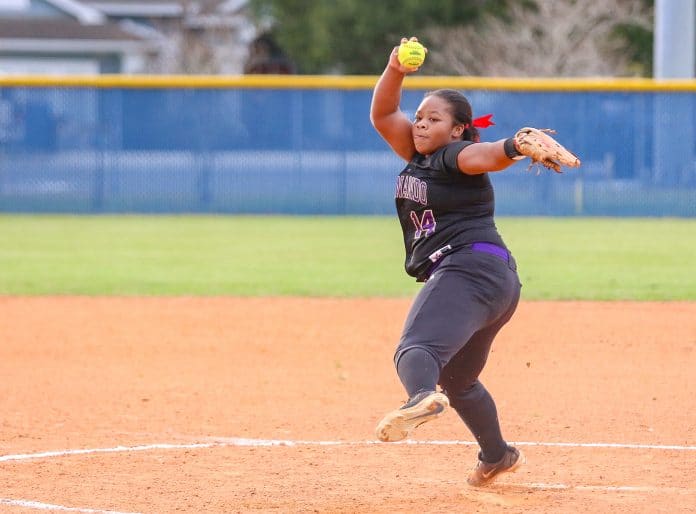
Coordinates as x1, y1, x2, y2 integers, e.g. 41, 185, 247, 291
370, 37, 528, 487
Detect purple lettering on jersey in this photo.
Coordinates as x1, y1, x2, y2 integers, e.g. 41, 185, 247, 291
395, 175, 428, 206
419, 181, 427, 204
394, 176, 404, 198
410, 209, 436, 239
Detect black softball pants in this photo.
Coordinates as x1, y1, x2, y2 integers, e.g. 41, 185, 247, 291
393, 248, 521, 463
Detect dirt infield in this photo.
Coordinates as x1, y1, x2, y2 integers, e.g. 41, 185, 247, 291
1, 297, 695, 513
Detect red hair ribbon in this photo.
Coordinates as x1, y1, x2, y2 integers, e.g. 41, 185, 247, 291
473, 114, 495, 128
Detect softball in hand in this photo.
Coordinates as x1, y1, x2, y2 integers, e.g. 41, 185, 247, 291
398, 40, 426, 68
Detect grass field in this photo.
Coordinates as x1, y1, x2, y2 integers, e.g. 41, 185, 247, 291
0, 215, 693, 300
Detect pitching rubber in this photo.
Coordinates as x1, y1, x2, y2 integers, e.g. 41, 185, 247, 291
376, 392, 449, 442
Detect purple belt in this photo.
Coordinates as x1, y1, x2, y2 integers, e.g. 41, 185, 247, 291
421, 242, 513, 282
471, 241, 510, 262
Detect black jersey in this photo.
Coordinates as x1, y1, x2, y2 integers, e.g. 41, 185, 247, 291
395, 140, 506, 280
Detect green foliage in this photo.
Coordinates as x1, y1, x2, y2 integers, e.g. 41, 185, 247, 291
0, 215, 693, 300
603, 0, 654, 76
611, 22, 653, 76
247, 0, 512, 74
247, 0, 654, 76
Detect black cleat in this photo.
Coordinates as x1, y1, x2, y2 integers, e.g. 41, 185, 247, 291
467, 446, 525, 487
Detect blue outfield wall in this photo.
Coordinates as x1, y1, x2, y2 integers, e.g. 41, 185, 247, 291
0, 75, 694, 216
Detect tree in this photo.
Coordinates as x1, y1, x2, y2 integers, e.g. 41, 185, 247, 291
423, 0, 653, 77
246, 0, 513, 74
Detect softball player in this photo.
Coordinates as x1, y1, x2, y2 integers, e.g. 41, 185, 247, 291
370, 38, 527, 487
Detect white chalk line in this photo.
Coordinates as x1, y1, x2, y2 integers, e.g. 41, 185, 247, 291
0, 497, 140, 514
2, 437, 695, 512
508, 483, 695, 495
2, 437, 696, 463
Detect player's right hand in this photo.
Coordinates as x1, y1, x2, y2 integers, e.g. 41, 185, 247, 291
388, 37, 426, 74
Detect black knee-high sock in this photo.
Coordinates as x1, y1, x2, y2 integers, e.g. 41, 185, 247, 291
447, 381, 508, 463
395, 347, 440, 398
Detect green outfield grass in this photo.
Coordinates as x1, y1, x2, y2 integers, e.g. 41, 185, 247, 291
0, 215, 693, 300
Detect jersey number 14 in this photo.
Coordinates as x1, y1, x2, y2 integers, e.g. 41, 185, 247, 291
410, 209, 436, 239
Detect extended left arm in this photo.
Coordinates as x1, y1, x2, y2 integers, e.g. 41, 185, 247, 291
456, 139, 520, 175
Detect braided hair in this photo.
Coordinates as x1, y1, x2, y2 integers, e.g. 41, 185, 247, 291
424, 89, 480, 143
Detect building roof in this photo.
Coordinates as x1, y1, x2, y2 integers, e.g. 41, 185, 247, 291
0, 17, 141, 40
44, 0, 105, 24
82, 1, 184, 18
81, 0, 248, 17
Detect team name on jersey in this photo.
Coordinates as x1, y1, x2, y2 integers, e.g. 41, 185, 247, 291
395, 175, 428, 206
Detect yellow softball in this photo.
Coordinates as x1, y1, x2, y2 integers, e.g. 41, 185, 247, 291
398, 40, 426, 68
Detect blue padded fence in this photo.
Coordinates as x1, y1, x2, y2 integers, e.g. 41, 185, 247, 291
0, 76, 694, 216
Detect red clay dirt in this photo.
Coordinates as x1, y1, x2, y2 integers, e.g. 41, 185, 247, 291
0, 297, 695, 513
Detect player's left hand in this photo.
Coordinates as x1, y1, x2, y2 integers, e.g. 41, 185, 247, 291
513, 127, 581, 173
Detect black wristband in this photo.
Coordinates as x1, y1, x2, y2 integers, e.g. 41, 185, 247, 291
504, 137, 522, 159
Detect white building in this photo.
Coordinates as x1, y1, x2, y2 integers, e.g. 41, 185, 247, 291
0, 0, 257, 74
